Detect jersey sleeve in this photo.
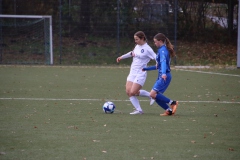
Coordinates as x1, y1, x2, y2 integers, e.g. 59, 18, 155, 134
160, 51, 167, 75
148, 47, 157, 60
121, 51, 132, 59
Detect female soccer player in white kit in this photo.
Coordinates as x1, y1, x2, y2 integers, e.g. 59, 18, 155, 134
116, 31, 156, 115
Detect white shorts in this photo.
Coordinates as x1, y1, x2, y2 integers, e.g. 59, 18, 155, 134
127, 70, 147, 87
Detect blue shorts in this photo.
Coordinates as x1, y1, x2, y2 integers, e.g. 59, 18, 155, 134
152, 72, 172, 93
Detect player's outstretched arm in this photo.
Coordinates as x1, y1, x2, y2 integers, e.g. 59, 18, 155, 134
116, 51, 133, 63
142, 66, 157, 71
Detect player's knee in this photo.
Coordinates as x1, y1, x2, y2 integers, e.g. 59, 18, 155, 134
150, 92, 156, 99
127, 91, 136, 97
135, 90, 140, 96
126, 90, 131, 97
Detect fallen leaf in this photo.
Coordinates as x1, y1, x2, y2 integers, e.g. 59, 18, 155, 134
204, 134, 207, 138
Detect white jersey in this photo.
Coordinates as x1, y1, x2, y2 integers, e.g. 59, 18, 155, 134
130, 43, 156, 73
120, 42, 156, 85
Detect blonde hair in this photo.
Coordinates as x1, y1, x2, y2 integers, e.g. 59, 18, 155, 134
154, 33, 176, 58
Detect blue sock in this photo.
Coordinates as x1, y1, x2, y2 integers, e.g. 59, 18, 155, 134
156, 93, 170, 104
155, 99, 170, 110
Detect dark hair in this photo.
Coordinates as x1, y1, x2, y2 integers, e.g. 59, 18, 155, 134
134, 31, 147, 41
154, 33, 176, 58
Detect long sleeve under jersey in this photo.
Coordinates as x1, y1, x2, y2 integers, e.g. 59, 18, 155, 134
156, 45, 171, 76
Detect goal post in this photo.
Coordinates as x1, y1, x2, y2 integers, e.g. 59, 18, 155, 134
237, 0, 240, 68
0, 15, 53, 65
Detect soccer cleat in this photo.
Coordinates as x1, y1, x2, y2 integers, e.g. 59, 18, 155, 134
130, 110, 144, 115
150, 98, 155, 105
171, 101, 178, 114
160, 109, 173, 116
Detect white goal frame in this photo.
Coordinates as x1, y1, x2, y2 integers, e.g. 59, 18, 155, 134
0, 14, 53, 65
237, 0, 240, 68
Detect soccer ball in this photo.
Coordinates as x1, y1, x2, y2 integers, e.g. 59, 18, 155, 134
102, 101, 116, 114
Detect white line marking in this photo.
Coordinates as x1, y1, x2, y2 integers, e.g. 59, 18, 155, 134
179, 101, 240, 104
176, 69, 240, 77
0, 98, 239, 104
175, 66, 210, 69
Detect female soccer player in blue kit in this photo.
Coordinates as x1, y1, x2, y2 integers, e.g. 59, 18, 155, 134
143, 33, 178, 116
117, 31, 156, 115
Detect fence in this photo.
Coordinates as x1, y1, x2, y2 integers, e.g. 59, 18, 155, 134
0, 0, 178, 65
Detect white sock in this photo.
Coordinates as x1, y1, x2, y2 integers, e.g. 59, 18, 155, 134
129, 96, 142, 111
139, 90, 151, 99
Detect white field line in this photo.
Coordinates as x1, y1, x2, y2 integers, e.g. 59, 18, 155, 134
176, 69, 240, 77
0, 67, 239, 104
0, 98, 239, 104
1, 65, 239, 77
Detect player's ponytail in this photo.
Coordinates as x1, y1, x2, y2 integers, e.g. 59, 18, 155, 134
165, 37, 176, 58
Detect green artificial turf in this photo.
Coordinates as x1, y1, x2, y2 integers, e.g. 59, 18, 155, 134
0, 65, 240, 160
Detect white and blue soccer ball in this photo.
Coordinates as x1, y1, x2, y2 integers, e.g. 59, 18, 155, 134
102, 101, 116, 114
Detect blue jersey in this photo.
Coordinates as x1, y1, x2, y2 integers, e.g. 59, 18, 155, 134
156, 45, 171, 76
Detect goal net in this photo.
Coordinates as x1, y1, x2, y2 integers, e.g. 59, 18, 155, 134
0, 15, 53, 65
